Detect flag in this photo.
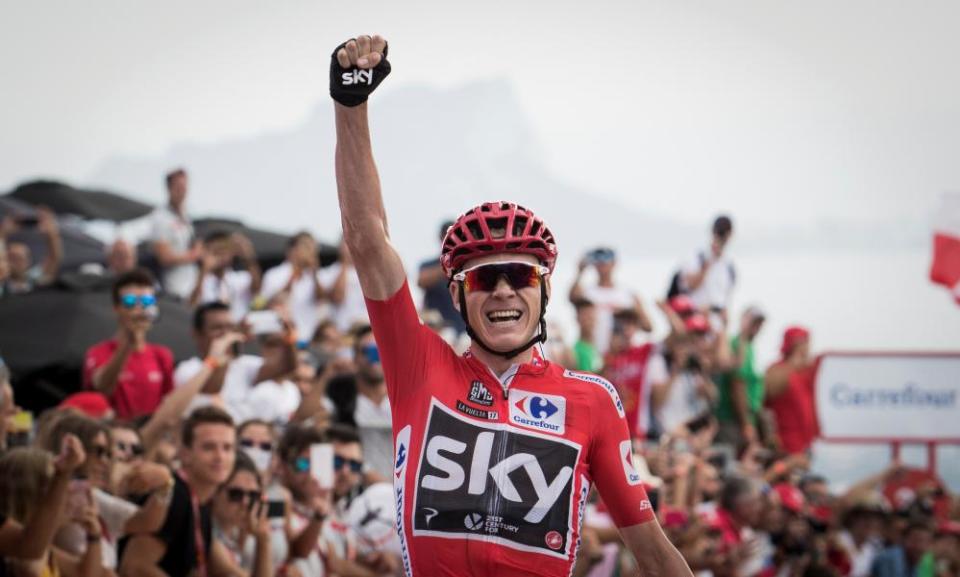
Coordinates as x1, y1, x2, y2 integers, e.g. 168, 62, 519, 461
930, 192, 960, 305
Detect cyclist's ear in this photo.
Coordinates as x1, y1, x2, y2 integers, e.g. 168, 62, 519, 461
449, 282, 461, 313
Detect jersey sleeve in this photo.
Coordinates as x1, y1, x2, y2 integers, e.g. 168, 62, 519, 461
587, 378, 656, 528
364, 280, 448, 404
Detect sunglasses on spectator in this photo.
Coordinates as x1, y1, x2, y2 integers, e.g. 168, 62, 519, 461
335, 455, 363, 474
452, 261, 549, 293
116, 441, 144, 457
119, 294, 157, 309
291, 455, 363, 474
240, 439, 273, 452
360, 343, 380, 364
90, 445, 112, 460
225, 488, 262, 504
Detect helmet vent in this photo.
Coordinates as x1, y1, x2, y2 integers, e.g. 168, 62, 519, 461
454, 227, 468, 242
513, 216, 528, 236
486, 217, 508, 239
466, 221, 484, 241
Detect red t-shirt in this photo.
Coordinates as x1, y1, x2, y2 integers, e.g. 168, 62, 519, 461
83, 340, 174, 419
764, 362, 817, 454
603, 344, 653, 439
365, 282, 655, 577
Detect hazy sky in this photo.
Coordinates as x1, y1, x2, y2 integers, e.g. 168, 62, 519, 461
3, 0, 959, 231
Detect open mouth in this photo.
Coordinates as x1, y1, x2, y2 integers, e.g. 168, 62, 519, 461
486, 309, 523, 324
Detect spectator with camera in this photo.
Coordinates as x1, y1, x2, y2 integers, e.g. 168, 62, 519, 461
83, 269, 175, 420
190, 231, 262, 321
652, 313, 719, 435
0, 206, 63, 295
570, 246, 652, 355
673, 215, 736, 327
174, 302, 297, 423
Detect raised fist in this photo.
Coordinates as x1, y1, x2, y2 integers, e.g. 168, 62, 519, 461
330, 35, 390, 107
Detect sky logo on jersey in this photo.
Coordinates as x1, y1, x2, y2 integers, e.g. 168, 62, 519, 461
413, 401, 581, 558
509, 390, 566, 435
619, 440, 642, 486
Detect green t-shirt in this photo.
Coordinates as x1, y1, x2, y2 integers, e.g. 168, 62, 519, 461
715, 335, 763, 424
573, 340, 603, 373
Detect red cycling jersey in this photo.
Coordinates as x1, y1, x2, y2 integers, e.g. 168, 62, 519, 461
366, 282, 655, 577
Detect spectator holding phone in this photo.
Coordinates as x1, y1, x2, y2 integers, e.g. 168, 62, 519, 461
569, 247, 653, 355
652, 314, 719, 435
149, 168, 202, 300
260, 231, 334, 340
0, 206, 63, 294
190, 231, 262, 321
677, 215, 736, 325
174, 302, 297, 422
83, 269, 174, 420
211, 451, 271, 574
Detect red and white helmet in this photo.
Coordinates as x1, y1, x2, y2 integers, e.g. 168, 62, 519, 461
440, 201, 558, 278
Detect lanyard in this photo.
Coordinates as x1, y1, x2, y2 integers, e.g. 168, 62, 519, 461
177, 470, 208, 577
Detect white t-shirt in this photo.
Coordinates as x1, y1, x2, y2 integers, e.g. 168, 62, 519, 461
354, 393, 392, 479
243, 378, 302, 426
318, 263, 368, 333
198, 270, 253, 321
174, 355, 264, 422
149, 206, 197, 300
259, 262, 330, 340
836, 531, 880, 577
681, 250, 735, 311
655, 370, 709, 434
582, 284, 635, 355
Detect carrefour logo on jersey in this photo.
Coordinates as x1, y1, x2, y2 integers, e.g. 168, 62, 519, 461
413, 400, 581, 558
508, 390, 566, 435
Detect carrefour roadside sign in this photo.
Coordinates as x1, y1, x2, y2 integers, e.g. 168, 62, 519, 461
815, 353, 960, 442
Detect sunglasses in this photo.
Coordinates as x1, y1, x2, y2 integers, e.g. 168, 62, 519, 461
90, 445, 112, 460
225, 487, 262, 504
116, 441, 144, 457
119, 294, 157, 309
360, 343, 380, 364
334, 455, 363, 474
452, 261, 549, 293
291, 455, 363, 474
240, 439, 273, 452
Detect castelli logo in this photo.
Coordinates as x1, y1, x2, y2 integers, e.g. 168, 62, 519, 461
545, 531, 563, 550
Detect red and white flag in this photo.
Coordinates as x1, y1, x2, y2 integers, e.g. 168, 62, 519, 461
930, 192, 960, 304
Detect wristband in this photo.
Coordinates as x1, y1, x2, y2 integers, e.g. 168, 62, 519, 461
329, 39, 391, 107
204, 356, 222, 370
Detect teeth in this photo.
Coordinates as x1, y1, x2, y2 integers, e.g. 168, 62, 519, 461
487, 310, 522, 322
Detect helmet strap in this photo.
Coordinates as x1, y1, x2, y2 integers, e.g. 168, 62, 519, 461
458, 281, 548, 360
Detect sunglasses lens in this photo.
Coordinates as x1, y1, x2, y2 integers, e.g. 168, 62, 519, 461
294, 457, 310, 473
334, 455, 363, 473
464, 263, 540, 292
121, 294, 137, 308
141, 295, 157, 307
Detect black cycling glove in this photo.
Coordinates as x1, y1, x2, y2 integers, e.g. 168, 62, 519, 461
329, 40, 391, 107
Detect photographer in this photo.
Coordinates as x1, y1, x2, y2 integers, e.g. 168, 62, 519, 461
652, 314, 719, 435
190, 231, 262, 321
0, 206, 63, 295
570, 246, 652, 355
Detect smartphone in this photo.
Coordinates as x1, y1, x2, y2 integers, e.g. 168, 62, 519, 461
310, 443, 334, 490
266, 500, 287, 519
246, 310, 284, 336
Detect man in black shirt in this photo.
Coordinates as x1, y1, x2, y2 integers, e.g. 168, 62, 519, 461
416, 220, 466, 336
120, 407, 272, 577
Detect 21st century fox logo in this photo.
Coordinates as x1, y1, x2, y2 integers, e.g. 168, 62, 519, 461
342, 70, 374, 85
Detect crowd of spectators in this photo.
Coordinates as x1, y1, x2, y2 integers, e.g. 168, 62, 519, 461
0, 169, 956, 577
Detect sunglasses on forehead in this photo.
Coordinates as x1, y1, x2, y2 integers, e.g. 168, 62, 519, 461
119, 294, 157, 309
452, 261, 549, 293
240, 439, 273, 452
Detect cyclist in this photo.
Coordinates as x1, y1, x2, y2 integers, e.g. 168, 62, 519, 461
330, 34, 694, 577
